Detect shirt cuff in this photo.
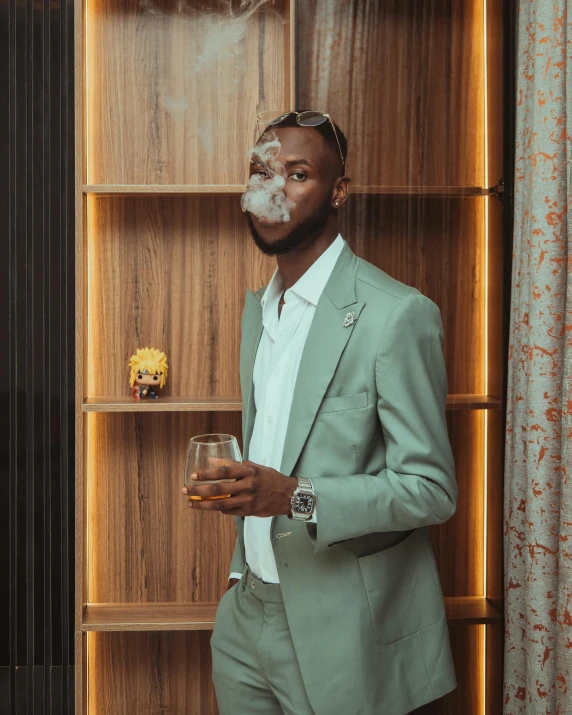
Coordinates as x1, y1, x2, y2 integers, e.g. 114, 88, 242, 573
228, 572, 243, 581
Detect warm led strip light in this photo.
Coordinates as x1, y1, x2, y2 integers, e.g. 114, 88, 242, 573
85, 0, 89, 183
84, 0, 91, 710
482, 0, 489, 712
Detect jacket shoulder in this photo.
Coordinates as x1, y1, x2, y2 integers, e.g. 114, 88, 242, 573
355, 257, 422, 303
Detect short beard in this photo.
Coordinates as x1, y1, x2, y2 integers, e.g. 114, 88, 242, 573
246, 199, 332, 257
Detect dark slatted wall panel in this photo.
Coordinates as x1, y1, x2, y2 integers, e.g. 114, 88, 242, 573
0, 0, 75, 709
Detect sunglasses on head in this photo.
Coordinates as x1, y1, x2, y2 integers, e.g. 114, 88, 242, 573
256, 110, 346, 171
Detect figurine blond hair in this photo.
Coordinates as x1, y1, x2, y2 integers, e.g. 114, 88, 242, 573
129, 347, 168, 400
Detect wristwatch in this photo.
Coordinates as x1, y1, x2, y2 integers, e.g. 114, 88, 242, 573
287, 476, 316, 521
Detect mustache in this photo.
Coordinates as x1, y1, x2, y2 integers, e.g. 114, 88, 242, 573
246, 199, 332, 257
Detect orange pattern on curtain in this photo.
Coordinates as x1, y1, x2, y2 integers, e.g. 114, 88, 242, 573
504, 1, 572, 713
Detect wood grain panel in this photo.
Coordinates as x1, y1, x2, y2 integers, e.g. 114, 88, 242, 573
84, 184, 247, 195
82, 597, 501, 632
87, 0, 290, 184
486, 199, 504, 614
444, 597, 501, 625
342, 197, 486, 396
486, 0, 504, 187
83, 396, 243, 411
446, 395, 501, 410
487, 198, 505, 399
485, 622, 504, 715
87, 626, 485, 715
87, 196, 275, 398
431, 410, 485, 597
83, 184, 498, 196
486, 407, 504, 613
88, 631, 218, 714
87, 412, 243, 604
296, 0, 485, 188
88, 196, 485, 400
83, 602, 219, 630
86, 409, 483, 605
81, 395, 502, 412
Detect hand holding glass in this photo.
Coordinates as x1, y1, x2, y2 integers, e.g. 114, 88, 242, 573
184, 433, 241, 501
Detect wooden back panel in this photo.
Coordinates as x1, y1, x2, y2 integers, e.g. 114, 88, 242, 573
87, 412, 242, 603
87, 196, 484, 398
86, 196, 486, 604
79, 1, 504, 713
87, 0, 291, 184
296, 0, 485, 187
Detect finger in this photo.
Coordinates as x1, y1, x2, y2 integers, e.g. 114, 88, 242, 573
188, 494, 247, 512
221, 492, 253, 514
192, 463, 254, 482
183, 477, 254, 499
218, 494, 252, 515
219, 504, 248, 516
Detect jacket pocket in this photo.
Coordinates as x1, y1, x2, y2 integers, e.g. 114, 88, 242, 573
317, 391, 368, 414
357, 527, 445, 646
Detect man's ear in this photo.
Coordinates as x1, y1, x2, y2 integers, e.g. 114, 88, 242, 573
332, 176, 351, 207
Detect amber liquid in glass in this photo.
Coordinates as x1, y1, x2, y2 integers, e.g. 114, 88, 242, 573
184, 433, 241, 502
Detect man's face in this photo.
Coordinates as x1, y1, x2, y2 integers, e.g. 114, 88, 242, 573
245, 126, 341, 256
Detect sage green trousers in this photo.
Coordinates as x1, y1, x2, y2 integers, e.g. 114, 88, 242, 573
210, 564, 315, 715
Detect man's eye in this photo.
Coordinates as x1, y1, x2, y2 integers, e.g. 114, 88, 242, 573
253, 170, 269, 178
289, 172, 306, 182
138, 374, 142, 379
153, 375, 158, 381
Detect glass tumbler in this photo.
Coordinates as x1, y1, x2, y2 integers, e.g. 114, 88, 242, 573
184, 433, 241, 501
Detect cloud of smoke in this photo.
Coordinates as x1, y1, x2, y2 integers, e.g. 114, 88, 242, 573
195, 0, 275, 76
140, 0, 275, 133
241, 131, 295, 223
139, 0, 275, 155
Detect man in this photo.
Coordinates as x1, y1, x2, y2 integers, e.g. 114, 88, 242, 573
183, 111, 458, 715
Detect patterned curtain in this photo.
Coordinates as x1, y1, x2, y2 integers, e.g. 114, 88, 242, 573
504, 2, 572, 713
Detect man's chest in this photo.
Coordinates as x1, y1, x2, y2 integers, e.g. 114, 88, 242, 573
253, 303, 315, 407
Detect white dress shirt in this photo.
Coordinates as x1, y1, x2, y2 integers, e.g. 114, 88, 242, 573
229, 233, 346, 583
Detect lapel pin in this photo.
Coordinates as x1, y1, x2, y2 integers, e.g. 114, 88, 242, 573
343, 311, 358, 328
276, 531, 293, 539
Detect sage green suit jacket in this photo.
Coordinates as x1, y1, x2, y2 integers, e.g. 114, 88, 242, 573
229, 241, 458, 715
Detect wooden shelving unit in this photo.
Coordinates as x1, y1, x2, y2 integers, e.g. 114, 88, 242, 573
83, 184, 502, 197
82, 597, 503, 632
82, 394, 503, 412
82, 396, 244, 412
76, 0, 506, 713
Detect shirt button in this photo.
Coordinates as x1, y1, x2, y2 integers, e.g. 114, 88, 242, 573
272, 369, 279, 377
268, 416, 273, 423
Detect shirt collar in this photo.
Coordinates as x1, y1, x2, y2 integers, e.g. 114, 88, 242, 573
261, 233, 346, 313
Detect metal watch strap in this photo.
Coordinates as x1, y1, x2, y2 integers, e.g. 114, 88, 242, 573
288, 476, 315, 520
296, 476, 313, 490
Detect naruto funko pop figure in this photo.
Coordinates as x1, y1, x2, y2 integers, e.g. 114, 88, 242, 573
129, 347, 168, 400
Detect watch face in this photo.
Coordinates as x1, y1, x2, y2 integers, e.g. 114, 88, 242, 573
295, 493, 314, 514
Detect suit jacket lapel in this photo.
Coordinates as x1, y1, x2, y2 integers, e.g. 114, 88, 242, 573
278, 243, 364, 477
239, 243, 364, 540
